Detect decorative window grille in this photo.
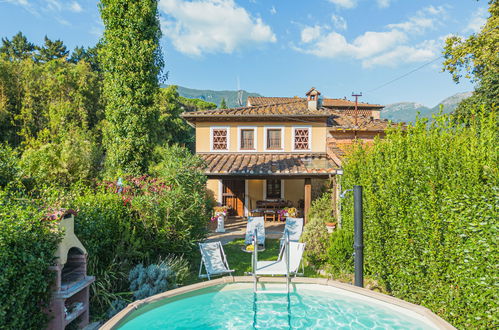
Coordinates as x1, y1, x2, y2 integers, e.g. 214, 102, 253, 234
266, 180, 281, 199
294, 128, 310, 150
212, 129, 228, 150
267, 129, 282, 149
240, 129, 254, 150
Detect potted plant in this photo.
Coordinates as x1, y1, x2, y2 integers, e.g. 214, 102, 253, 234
212, 206, 230, 233
278, 207, 298, 221
325, 221, 337, 233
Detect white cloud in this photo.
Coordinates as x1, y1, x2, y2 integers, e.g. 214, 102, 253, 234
301, 29, 406, 60
362, 40, 438, 68
464, 7, 488, 33
331, 14, 347, 30
69, 1, 82, 13
301, 25, 322, 43
159, 0, 276, 56
377, 0, 391, 8
5, 0, 29, 5
387, 6, 446, 34
328, 0, 356, 9
296, 5, 448, 68
270, 6, 277, 15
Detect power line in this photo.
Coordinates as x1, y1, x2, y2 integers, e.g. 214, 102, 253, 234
365, 56, 443, 94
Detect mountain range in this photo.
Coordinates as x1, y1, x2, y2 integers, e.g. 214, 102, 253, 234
381, 92, 473, 122
172, 85, 472, 123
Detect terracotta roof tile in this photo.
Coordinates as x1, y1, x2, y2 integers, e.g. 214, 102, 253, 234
199, 153, 339, 176
247, 96, 383, 109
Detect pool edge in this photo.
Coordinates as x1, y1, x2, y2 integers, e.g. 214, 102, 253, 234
100, 276, 455, 330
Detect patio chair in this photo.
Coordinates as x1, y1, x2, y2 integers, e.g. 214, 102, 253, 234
255, 241, 306, 276
279, 217, 304, 247
198, 241, 234, 280
244, 216, 265, 249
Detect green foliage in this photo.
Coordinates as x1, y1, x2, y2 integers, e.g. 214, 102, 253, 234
340, 108, 498, 328
179, 95, 216, 111
99, 0, 163, 175
129, 256, 189, 300
219, 98, 227, 109
68, 44, 100, 71
326, 229, 354, 276
0, 143, 19, 187
443, 1, 498, 121
0, 31, 35, 61
302, 192, 333, 265
68, 145, 211, 317
35, 36, 69, 63
156, 86, 195, 148
0, 57, 103, 187
0, 191, 61, 329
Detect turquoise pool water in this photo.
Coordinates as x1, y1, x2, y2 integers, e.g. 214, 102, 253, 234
117, 283, 436, 329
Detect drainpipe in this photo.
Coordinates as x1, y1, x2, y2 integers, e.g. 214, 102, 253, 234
353, 185, 364, 288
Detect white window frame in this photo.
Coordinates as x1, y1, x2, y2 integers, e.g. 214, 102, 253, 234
292, 126, 312, 152
237, 126, 257, 152
264, 126, 285, 152
210, 126, 230, 152
263, 179, 285, 200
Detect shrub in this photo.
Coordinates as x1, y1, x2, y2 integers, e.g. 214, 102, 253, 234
129, 256, 189, 300
0, 143, 18, 187
302, 192, 334, 266
326, 229, 354, 276
340, 107, 498, 328
0, 190, 61, 329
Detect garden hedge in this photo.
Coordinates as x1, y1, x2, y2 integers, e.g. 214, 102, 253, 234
340, 108, 498, 329
0, 191, 61, 329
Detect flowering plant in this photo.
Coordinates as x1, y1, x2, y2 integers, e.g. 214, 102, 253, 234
44, 208, 78, 221
278, 207, 298, 218
211, 205, 230, 222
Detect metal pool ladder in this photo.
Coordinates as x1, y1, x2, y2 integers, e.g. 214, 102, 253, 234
251, 229, 292, 329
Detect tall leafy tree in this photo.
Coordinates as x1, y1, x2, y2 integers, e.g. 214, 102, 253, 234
99, 0, 163, 175
35, 36, 69, 62
69, 44, 101, 71
219, 98, 227, 109
443, 0, 498, 119
0, 32, 35, 61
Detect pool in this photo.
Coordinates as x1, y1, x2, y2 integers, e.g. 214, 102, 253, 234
102, 277, 454, 329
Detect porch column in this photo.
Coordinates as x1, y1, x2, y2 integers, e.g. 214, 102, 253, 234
304, 178, 312, 224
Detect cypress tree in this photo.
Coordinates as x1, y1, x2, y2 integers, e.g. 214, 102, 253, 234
99, 0, 163, 175
220, 98, 227, 109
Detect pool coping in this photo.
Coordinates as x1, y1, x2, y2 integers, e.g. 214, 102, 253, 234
101, 276, 455, 329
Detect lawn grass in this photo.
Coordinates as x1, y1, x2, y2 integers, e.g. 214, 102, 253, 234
185, 238, 321, 285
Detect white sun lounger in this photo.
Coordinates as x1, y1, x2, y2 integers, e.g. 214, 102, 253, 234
255, 241, 306, 276
279, 217, 303, 247
198, 241, 234, 280
244, 216, 265, 247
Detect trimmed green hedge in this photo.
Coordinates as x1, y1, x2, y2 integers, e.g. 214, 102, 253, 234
0, 191, 61, 329
340, 108, 498, 328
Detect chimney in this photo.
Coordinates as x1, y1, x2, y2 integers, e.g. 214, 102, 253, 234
306, 87, 321, 111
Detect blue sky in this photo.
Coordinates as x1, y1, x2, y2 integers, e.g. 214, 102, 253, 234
0, 0, 489, 106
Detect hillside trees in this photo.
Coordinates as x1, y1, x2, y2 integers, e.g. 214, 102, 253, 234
35, 36, 69, 62
99, 0, 163, 175
0, 57, 103, 187
0, 32, 35, 61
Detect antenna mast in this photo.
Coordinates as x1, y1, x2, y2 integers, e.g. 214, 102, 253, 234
352, 92, 362, 127
237, 76, 243, 107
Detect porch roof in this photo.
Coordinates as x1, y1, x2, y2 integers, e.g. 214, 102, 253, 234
199, 153, 340, 178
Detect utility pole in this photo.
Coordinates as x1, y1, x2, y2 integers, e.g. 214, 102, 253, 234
352, 92, 362, 139
352, 92, 362, 127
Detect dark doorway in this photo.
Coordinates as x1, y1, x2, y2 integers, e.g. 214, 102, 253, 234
222, 179, 245, 216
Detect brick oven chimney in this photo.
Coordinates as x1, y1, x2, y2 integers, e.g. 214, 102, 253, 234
306, 87, 321, 111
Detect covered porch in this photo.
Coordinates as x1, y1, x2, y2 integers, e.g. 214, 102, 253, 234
201, 153, 341, 224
